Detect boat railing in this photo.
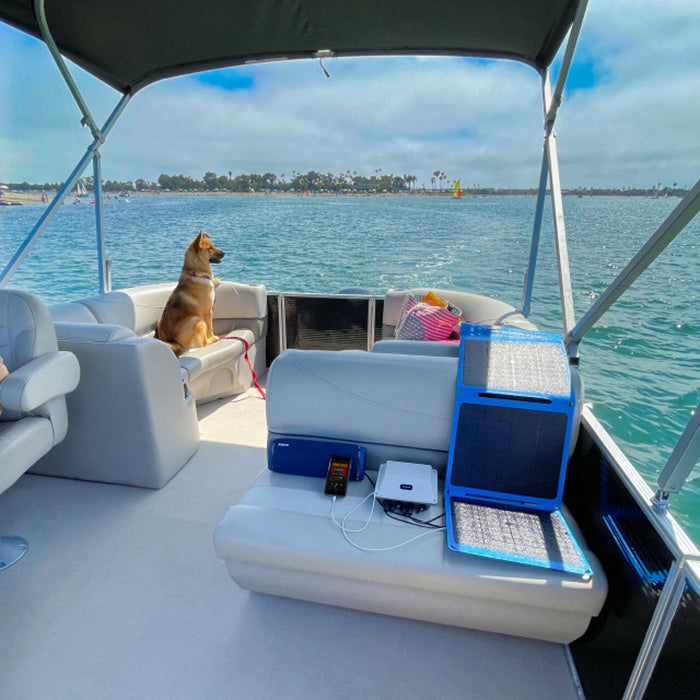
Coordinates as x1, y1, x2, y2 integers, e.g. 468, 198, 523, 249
578, 407, 700, 699
653, 403, 700, 510
625, 552, 700, 699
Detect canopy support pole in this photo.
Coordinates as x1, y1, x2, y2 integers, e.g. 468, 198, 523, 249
33, 0, 102, 140
521, 147, 549, 317
92, 150, 109, 293
522, 1, 587, 323
0, 94, 130, 289
568, 179, 700, 355
0, 2, 131, 290
652, 402, 700, 509
541, 71, 577, 338
545, 0, 589, 131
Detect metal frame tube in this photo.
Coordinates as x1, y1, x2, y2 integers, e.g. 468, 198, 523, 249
546, 0, 589, 130
0, 1, 131, 290
367, 297, 376, 350
654, 400, 700, 503
277, 294, 287, 354
0, 93, 130, 289
521, 147, 549, 317
34, 0, 102, 140
623, 559, 689, 699
92, 151, 109, 294
569, 179, 700, 351
542, 71, 577, 337
523, 0, 587, 320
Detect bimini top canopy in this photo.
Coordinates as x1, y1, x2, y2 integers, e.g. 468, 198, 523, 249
0, 0, 583, 94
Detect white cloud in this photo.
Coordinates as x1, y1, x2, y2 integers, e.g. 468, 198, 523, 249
553, 0, 700, 187
1, 2, 698, 188
96, 57, 544, 187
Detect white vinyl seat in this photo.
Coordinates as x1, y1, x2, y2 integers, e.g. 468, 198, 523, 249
0, 290, 80, 570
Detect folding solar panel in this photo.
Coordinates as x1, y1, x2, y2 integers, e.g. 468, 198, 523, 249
445, 323, 592, 576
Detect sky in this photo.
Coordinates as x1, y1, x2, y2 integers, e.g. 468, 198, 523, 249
0, 1, 698, 189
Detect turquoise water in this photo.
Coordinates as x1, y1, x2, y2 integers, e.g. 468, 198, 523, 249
2, 194, 699, 542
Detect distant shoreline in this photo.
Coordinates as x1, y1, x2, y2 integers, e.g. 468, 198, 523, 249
1, 189, 687, 204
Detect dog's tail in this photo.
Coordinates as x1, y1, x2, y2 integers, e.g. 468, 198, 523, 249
162, 340, 185, 357
154, 327, 185, 357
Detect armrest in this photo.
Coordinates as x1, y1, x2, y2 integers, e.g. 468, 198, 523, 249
0, 351, 80, 412
31, 333, 199, 488
56, 333, 185, 397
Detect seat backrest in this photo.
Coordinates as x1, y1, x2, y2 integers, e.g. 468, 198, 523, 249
0, 289, 61, 423
383, 288, 538, 336
79, 283, 176, 335
50, 281, 269, 339
0, 289, 58, 372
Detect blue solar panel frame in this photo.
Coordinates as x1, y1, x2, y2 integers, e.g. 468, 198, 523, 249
444, 324, 592, 574
445, 323, 576, 512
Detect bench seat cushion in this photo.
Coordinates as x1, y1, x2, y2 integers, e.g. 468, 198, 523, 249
179, 329, 260, 399
214, 470, 608, 644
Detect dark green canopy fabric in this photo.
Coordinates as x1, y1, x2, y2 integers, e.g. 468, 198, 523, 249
0, 1, 583, 93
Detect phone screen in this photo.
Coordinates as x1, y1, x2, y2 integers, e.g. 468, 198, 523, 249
325, 456, 351, 496
329, 462, 349, 476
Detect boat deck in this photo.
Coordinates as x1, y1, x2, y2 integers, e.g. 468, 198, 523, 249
1, 386, 580, 699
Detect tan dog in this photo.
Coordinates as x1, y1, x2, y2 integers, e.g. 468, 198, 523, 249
155, 232, 225, 356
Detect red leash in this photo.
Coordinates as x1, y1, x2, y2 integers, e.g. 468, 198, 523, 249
220, 335, 266, 398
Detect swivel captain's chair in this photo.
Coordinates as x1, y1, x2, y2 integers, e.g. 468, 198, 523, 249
0, 290, 80, 570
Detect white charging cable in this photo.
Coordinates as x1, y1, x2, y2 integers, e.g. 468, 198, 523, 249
330, 493, 376, 532
330, 494, 445, 552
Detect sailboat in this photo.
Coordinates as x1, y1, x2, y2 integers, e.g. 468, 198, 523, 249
72, 178, 87, 203
453, 179, 462, 198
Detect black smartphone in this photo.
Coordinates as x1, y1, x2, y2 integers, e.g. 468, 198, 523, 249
324, 455, 351, 496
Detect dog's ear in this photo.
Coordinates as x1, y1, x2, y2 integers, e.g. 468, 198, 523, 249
194, 231, 211, 249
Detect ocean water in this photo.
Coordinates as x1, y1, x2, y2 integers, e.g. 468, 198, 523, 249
2, 194, 699, 543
